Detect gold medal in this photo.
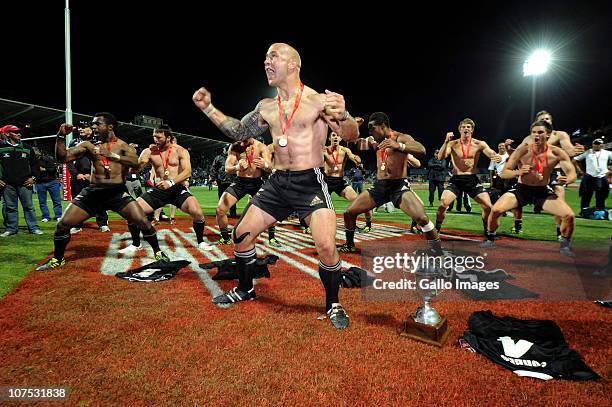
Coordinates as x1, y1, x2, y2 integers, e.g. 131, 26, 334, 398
333, 166, 338, 171
381, 163, 386, 171
278, 136, 288, 147
464, 158, 473, 169
536, 172, 544, 181
164, 169, 170, 177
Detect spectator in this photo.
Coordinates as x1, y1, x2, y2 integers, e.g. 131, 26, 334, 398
210, 146, 236, 217
0, 125, 43, 236
427, 149, 447, 206
349, 163, 365, 194
34, 147, 63, 222
574, 138, 611, 215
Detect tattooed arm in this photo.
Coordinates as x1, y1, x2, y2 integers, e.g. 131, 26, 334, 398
193, 87, 269, 141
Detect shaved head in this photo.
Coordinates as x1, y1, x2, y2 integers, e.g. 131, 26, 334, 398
270, 43, 301, 71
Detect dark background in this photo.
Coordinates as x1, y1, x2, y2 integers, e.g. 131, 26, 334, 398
2, 1, 611, 157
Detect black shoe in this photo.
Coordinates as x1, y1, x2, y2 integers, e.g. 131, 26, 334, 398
327, 303, 349, 329
212, 287, 256, 304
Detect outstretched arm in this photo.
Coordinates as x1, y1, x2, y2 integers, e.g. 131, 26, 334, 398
193, 87, 269, 141
344, 147, 362, 165
55, 124, 89, 163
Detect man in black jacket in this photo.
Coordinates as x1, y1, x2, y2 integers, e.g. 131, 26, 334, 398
210, 146, 237, 217
34, 148, 63, 222
0, 125, 42, 236
427, 149, 447, 206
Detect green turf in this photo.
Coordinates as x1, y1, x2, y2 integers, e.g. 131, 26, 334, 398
1, 184, 609, 299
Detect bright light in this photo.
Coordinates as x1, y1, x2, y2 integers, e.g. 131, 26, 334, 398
523, 50, 551, 76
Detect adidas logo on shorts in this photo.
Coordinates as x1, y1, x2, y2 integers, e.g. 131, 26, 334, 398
310, 196, 323, 206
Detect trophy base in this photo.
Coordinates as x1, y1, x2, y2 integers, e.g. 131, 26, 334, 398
401, 316, 449, 347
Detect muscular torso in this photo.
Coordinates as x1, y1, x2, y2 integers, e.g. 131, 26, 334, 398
259, 85, 327, 171
148, 145, 184, 182
515, 145, 563, 186
324, 146, 348, 176
449, 138, 484, 175
230, 140, 267, 178
521, 130, 568, 169
81, 139, 130, 184
373, 132, 411, 180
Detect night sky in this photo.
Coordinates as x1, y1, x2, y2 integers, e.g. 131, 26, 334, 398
3, 1, 611, 158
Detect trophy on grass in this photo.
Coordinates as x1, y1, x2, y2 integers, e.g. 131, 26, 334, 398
401, 254, 451, 347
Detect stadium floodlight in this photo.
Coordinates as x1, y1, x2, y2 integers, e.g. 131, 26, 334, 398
523, 49, 551, 122
523, 50, 551, 77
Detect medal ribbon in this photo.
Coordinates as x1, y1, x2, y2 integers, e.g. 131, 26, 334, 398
277, 83, 304, 135
101, 139, 117, 168
246, 145, 255, 166
332, 146, 340, 168
161, 146, 172, 175
460, 137, 471, 160
531, 144, 548, 176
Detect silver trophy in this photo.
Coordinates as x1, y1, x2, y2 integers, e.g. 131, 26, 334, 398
401, 252, 451, 346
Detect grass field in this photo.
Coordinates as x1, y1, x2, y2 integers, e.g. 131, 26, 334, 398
1, 184, 609, 299
0, 184, 610, 405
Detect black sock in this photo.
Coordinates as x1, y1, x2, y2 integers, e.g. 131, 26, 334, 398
435, 220, 443, 232
345, 229, 355, 247
514, 219, 523, 231
482, 218, 488, 235
366, 219, 372, 228
193, 219, 205, 244
235, 248, 256, 292
318, 260, 342, 312
556, 224, 561, 237
411, 220, 417, 229
128, 222, 141, 247
220, 227, 231, 241
53, 233, 71, 260
142, 226, 161, 253
268, 227, 276, 240
300, 218, 308, 228
486, 231, 496, 242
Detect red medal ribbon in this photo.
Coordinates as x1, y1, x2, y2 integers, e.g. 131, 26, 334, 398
246, 144, 255, 166
332, 146, 340, 167
161, 146, 172, 174
101, 139, 118, 168
277, 83, 304, 135
460, 137, 471, 160
531, 144, 548, 176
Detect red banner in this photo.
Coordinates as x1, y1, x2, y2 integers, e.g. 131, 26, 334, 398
61, 164, 71, 201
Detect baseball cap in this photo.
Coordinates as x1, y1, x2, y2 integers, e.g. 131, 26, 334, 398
0, 125, 22, 133
592, 138, 603, 144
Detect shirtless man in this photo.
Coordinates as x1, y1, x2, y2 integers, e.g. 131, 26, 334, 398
435, 118, 501, 236
339, 112, 442, 255
120, 126, 211, 254
515, 110, 584, 238
323, 132, 373, 232
482, 120, 576, 257
36, 112, 169, 270
215, 137, 280, 248
192, 42, 359, 329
